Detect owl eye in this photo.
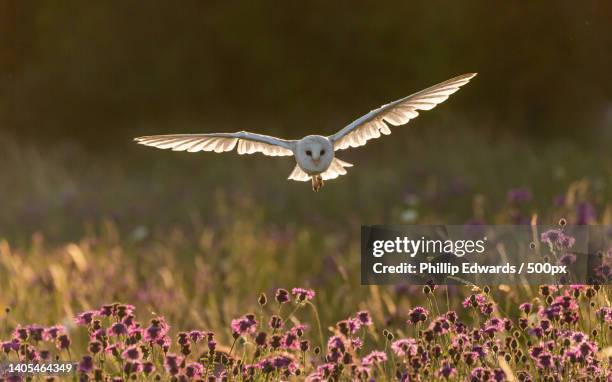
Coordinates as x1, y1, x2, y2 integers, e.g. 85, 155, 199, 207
305, 150, 312, 156
320, 150, 326, 156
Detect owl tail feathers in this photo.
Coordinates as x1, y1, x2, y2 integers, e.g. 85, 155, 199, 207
321, 158, 353, 180
287, 158, 353, 191
287, 165, 311, 182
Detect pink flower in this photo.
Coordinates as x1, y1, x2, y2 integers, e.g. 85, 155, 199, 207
407, 306, 429, 324
74, 311, 98, 326
362, 351, 387, 366
291, 288, 315, 301
231, 314, 258, 335
391, 338, 417, 357
122, 345, 143, 361
43, 325, 66, 341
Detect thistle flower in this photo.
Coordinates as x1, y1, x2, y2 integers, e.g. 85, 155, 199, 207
188, 330, 204, 343
519, 303, 532, 314
144, 317, 170, 342
269, 315, 283, 330
355, 310, 373, 326
231, 314, 258, 336
407, 306, 429, 324
88, 340, 103, 354
25, 324, 44, 342
108, 322, 128, 336
327, 335, 346, 352
43, 325, 66, 341
275, 288, 290, 304
437, 362, 457, 379
391, 338, 417, 357
291, 288, 315, 302
595, 307, 612, 322
78, 355, 94, 373
123, 361, 143, 375
361, 351, 387, 366
163, 353, 183, 376
142, 361, 155, 375
541, 229, 575, 250
2, 339, 20, 353
185, 362, 204, 378
257, 354, 297, 374
56, 334, 71, 351
12, 326, 28, 341
75, 311, 98, 326
122, 345, 143, 361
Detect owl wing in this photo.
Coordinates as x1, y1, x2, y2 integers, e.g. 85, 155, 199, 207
134, 131, 295, 156
328, 73, 477, 151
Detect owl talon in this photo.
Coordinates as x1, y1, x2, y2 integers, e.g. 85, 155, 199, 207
311, 175, 324, 192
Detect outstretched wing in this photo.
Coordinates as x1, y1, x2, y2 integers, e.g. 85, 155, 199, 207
134, 131, 295, 156
328, 73, 477, 151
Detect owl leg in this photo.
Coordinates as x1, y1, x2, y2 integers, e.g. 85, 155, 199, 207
311, 175, 324, 192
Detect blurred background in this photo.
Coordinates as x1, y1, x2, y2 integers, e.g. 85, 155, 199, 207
0, 2, 611, 337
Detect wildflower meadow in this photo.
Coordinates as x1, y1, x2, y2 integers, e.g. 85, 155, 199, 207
1, 131, 611, 381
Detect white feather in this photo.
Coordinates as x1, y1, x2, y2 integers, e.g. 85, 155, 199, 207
329, 73, 477, 150
134, 132, 294, 156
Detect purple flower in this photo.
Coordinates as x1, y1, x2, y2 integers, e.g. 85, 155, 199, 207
78, 355, 94, 373
26, 324, 44, 342
596, 307, 612, 322
282, 331, 299, 350
391, 338, 417, 357
355, 310, 373, 326
142, 361, 155, 375
163, 353, 183, 376
2, 339, 20, 353
105, 343, 123, 357
559, 253, 577, 266
108, 322, 128, 336
188, 330, 204, 343
124, 361, 143, 375
541, 229, 575, 250
56, 334, 71, 350
536, 352, 554, 369
231, 314, 258, 335
185, 362, 204, 378
437, 362, 457, 379
361, 351, 387, 366
275, 288, 290, 304
144, 317, 169, 342
75, 311, 98, 326
122, 345, 143, 361
429, 317, 451, 334
519, 303, 532, 314
257, 354, 297, 374
291, 288, 315, 302
43, 325, 66, 341
327, 335, 346, 353
12, 326, 28, 341
407, 306, 429, 324
268, 315, 284, 330
88, 340, 102, 354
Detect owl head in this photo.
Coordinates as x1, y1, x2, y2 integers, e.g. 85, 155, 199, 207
295, 135, 334, 174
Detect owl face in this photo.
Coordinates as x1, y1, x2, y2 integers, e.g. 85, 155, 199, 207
295, 135, 334, 175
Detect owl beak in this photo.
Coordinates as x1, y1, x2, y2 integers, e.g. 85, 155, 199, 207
312, 158, 320, 165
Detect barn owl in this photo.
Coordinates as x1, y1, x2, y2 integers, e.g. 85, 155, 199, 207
135, 73, 476, 191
